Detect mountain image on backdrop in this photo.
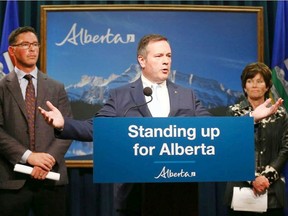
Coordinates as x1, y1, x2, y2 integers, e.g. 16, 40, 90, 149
64, 64, 243, 159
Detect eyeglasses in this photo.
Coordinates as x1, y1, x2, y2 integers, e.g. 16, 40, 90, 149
12, 42, 40, 49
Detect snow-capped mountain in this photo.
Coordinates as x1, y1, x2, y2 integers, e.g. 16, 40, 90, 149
65, 64, 242, 108
65, 64, 243, 158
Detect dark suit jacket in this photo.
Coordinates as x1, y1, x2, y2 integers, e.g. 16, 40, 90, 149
0, 71, 72, 189
58, 77, 210, 214
59, 78, 210, 141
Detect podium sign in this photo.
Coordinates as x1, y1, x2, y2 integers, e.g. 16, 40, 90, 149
93, 117, 254, 183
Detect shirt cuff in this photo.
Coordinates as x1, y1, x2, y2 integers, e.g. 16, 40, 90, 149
261, 165, 279, 184
249, 111, 259, 124
20, 150, 32, 163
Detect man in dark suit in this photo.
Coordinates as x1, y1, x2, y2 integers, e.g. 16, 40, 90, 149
39, 34, 283, 215
0, 26, 72, 216
40, 34, 210, 139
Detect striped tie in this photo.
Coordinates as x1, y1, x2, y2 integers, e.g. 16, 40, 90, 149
24, 74, 36, 151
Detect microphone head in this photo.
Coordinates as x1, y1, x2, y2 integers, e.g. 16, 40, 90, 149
143, 87, 153, 96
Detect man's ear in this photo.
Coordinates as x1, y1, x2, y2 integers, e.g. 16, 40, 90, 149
8, 46, 15, 56
138, 55, 145, 68
7, 46, 16, 66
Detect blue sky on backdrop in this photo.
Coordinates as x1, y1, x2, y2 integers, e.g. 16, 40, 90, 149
45, 10, 258, 91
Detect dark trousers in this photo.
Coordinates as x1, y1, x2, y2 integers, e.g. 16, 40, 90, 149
228, 208, 285, 216
0, 180, 67, 216
115, 183, 198, 216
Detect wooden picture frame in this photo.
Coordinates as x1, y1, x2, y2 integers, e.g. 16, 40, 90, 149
40, 4, 263, 167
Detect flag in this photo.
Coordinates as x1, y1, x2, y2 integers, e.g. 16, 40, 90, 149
271, 1, 288, 110
0, 0, 19, 74
271, 2, 288, 215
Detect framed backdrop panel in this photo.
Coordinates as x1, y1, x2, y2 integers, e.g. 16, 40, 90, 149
40, 4, 263, 167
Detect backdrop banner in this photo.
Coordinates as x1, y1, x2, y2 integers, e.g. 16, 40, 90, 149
93, 117, 254, 183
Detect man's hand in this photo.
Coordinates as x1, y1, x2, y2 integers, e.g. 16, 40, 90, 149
30, 166, 49, 180
252, 98, 284, 123
27, 152, 55, 171
38, 101, 65, 130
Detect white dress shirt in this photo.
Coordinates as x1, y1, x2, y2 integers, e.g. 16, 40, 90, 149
141, 75, 170, 117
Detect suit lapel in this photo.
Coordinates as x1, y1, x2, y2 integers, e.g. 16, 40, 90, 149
129, 79, 180, 117
36, 71, 48, 119
6, 72, 27, 117
130, 78, 152, 117
167, 80, 180, 116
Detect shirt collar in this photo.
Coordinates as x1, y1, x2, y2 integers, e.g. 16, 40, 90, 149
141, 75, 166, 88
15, 66, 38, 80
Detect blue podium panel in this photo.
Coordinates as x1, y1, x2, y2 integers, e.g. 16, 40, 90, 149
93, 117, 254, 183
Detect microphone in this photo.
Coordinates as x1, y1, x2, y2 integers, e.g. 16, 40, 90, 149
123, 87, 153, 116
143, 86, 153, 97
